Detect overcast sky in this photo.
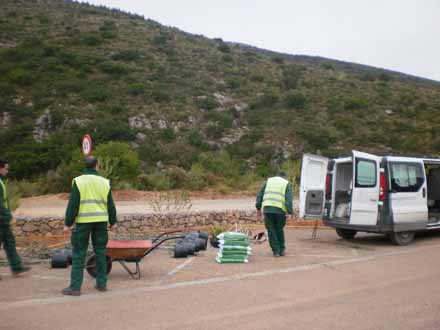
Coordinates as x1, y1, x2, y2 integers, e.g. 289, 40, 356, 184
83, 0, 440, 81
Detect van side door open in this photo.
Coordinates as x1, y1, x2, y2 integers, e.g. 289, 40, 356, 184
299, 154, 328, 219
349, 151, 381, 226
387, 157, 427, 231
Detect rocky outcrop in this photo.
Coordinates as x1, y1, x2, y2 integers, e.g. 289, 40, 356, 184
33, 109, 52, 142
128, 116, 169, 130
0, 112, 11, 128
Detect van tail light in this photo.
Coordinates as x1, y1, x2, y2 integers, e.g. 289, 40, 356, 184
325, 173, 331, 200
379, 172, 386, 201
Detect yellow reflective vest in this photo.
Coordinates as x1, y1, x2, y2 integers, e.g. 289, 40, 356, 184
74, 175, 110, 223
0, 179, 9, 210
262, 176, 288, 212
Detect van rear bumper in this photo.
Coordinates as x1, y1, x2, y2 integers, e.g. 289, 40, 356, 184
324, 218, 385, 233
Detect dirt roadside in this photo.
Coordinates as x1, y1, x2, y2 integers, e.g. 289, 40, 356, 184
14, 190, 258, 217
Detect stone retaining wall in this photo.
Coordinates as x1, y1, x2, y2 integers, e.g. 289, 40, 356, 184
13, 211, 263, 236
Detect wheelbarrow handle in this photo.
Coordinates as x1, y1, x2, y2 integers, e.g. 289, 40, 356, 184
143, 235, 185, 258
152, 230, 185, 243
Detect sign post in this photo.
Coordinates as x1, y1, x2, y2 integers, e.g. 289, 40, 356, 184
82, 134, 93, 157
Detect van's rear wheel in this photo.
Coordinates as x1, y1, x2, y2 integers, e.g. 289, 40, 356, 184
390, 231, 415, 246
335, 228, 357, 239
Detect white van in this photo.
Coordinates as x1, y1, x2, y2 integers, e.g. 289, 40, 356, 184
299, 151, 440, 245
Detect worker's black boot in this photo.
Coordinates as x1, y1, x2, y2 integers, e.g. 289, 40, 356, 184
62, 287, 81, 296
95, 285, 107, 292
12, 265, 31, 276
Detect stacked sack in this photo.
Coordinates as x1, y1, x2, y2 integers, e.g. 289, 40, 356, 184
215, 232, 251, 263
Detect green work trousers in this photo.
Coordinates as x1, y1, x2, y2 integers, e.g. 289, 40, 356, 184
0, 222, 23, 272
70, 222, 108, 290
264, 213, 286, 254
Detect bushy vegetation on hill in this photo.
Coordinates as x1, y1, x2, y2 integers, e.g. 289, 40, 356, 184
1, 0, 440, 194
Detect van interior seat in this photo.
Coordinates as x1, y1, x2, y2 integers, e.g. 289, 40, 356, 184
335, 203, 350, 218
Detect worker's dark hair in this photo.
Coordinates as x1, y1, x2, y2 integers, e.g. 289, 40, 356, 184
0, 158, 8, 169
85, 156, 98, 169
277, 171, 287, 178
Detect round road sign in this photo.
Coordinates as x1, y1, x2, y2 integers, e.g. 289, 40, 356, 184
82, 134, 93, 157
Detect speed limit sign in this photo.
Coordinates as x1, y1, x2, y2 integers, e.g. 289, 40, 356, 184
82, 134, 93, 157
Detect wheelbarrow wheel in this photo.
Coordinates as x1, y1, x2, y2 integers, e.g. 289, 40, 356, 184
86, 255, 112, 278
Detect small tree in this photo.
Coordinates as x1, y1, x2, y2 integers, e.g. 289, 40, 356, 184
94, 142, 140, 185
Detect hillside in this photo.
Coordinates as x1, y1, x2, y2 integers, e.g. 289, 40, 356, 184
1, 0, 440, 193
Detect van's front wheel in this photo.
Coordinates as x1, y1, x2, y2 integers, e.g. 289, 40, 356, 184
335, 228, 357, 239
390, 231, 415, 246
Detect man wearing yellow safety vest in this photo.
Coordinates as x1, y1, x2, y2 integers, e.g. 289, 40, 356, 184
62, 156, 117, 296
256, 171, 293, 257
0, 158, 31, 279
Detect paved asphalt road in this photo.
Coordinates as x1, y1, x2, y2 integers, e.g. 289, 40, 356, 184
1, 229, 440, 330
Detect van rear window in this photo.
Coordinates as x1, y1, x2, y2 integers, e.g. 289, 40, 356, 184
355, 159, 376, 188
389, 162, 424, 192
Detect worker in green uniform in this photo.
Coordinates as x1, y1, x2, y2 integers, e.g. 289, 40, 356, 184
0, 158, 31, 279
62, 156, 117, 296
256, 171, 293, 257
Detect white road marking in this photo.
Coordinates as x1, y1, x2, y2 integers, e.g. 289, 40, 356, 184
164, 257, 194, 277
1, 244, 439, 310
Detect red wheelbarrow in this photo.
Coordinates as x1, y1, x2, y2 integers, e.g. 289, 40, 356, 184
86, 230, 185, 279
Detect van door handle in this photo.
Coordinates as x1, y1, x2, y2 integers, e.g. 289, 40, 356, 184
370, 198, 377, 202
423, 188, 426, 198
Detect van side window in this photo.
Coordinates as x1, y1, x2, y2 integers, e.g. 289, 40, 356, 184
389, 162, 424, 192
355, 159, 376, 188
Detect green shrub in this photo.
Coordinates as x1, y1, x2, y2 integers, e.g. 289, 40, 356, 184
195, 97, 219, 110
99, 61, 128, 77
344, 97, 368, 110
127, 83, 145, 95
82, 85, 111, 102
204, 111, 234, 129
226, 77, 241, 90
222, 54, 233, 63
282, 65, 304, 90
197, 151, 241, 179
165, 166, 191, 189
14, 180, 43, 197
42, 150, 84, 193
161, 128, 176, 142
152, 33, 169, 46
151, 87, 171, 103
249, 73, 265, 83
138, 172, 171, 191
86, 119, 135, 143
187, 130, 209, 150
111, 50, 144, 61
187, 163, 208, 190
205, 124, 223, 139
320, 63, 334, 70
78, 34, 102, 46
9, 69, 33, 86
218, 43, 231, 53
255, 91, 279, 108
284, 92, 306, 109
99, 20, 117, 39
94, 142, 140, 184
272, 56, 284, 64
6, 182, 21, 212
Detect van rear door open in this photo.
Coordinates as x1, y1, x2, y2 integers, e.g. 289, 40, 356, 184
349, 151, 381, 226
299, 154, 328, 219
